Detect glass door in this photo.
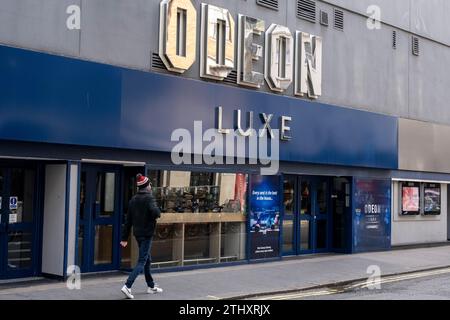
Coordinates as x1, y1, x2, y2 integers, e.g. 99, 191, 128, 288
78, 165, 121, 272
282, 176, 296, 255
298, 177, 314, 253
282, 175, 331, 255
0, 167, 38, 279
314, 177, 330, 253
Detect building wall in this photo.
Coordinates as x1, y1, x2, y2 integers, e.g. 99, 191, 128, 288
391, 181, 448, 246
399, 118, 450, 174
1, 0, 450, 126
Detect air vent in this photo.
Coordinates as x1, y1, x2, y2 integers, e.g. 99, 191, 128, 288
392, 30, 397, 49
320, 10, 329, 26
412, 36, 420, 56
297, 0, 316, 23
334, 9, 344, 31
152, 53, 167, 70
256, 0, 279, 11
223, 70, 238, 85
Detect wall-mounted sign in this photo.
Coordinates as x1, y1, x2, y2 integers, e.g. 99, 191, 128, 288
159, 0, 322, 99
9, 213, 17, 224
249, 174, 281, 260
9, 196, 18, 210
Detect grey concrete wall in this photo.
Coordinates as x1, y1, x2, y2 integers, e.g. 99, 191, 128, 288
1, 0, 450, 126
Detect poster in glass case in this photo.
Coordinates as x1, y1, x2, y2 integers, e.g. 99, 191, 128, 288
401, 182, 420, 215
424, 183, 441, 215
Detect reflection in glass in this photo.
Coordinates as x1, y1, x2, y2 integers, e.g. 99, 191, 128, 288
184, 223, 218, 265
149, 171, 247, 215
9, 168, 35, 224
94, 225, 113, 265
7, 231, 32, 269
283, 178, 295, 216
317, 181, 328, 215
300, 181, 311, 215
96, 172, 116, 217
220, 222, 246, 262
152, 224, 183, 267
282, 219, 294, 253
300, 220, 310, 250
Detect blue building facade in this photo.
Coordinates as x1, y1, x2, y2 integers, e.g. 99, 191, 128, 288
0, 44, 399, 279
1, 0, 450, 281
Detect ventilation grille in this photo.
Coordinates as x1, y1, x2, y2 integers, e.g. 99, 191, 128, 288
256, 0, 279, 11
320, 10, 329, 26
297, 0, 316, 23
152, 52, 167, 70
223, 70, 238, 85
392, 30, 397, 49
334, 9, 344, 31
412, 36, 420, 56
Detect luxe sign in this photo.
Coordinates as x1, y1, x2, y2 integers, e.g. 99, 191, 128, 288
159, 0, 322, 99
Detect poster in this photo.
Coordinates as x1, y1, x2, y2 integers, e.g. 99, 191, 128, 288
249, 174, 281, 260
424, 184, 441, 215
353, 179, 391, 253
402, 185, 420, 213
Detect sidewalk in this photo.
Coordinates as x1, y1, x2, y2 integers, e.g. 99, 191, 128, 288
1, 245, 450, 300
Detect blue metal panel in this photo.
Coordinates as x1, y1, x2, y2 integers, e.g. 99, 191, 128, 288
0, 45, 398, 169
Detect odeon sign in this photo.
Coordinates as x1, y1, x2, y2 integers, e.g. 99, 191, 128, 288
159, 0, 322, 99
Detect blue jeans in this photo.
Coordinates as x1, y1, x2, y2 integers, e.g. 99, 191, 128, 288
125, 237, 155, 289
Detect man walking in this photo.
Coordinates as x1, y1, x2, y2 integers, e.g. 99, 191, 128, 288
120, 173, 163, 299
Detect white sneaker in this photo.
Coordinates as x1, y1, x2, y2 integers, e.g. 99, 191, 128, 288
121, 285, 134, 299
147, 285, 163, 294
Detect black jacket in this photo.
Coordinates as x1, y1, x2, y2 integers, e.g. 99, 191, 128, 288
121, 190, 161, 241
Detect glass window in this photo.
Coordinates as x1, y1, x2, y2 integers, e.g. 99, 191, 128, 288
95, 172, 116, 217
152, 224, 183, 268
94, 225, 113, 265
119, 170, 249, 269
283, 177, 295, 216
317, 180, 328, 215
220, 222, 246, 262
184, 223, 218, 265
8, 231, 32, 269
300, 220, 310, 250
150, 171, 247, 215
190, 172, 214, 187
282, 220, 294, 253
300, 181, 311, 215
9, 168, 35, 224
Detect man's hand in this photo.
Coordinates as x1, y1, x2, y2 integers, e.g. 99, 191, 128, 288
120, 241, 128, 248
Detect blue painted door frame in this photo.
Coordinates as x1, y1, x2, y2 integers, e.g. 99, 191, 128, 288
282, 175, 333, 256
78, 164, 122, 273
0, 163, 43, 279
